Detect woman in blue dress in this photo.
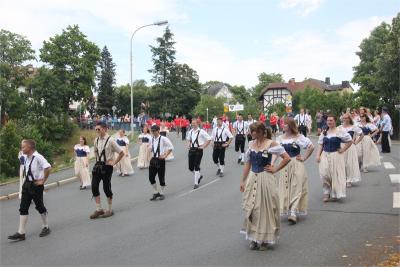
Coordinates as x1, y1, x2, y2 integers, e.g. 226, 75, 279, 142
240, 122, 291, 250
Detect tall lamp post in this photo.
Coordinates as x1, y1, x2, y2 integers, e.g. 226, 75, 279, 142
130, 20, 168, 135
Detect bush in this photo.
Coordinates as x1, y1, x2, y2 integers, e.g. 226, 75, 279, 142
0, 121, 21, 178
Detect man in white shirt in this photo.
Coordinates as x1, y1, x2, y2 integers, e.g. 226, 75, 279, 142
212, 115, 218, 129
246, 114, 256, 142
380, 107, 392, 153
233, 114, 247, 164
294, 108, 309, 137
148, 125, 174, 200
211, 117, 233, 177
187, 119, 211, 189
90, 122, 125, 219
8, 139, 51, 242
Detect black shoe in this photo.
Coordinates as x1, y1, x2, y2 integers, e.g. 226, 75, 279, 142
219, 172, 224, 177
193, 184, 199, 189
158, 194, 165, 200
237, 158, 241, 164
8, 232, 25, 241
240, 161, 244, 165
150, 193, 161, 201
216, 169, 221, 175
198, 175, 203, 184
39, 227, 50, 237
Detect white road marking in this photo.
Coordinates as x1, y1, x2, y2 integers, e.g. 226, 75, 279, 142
389, 174, 400, 184
393, 192, 400, 208
176, 178, 221, 198
383, 162, 395, 169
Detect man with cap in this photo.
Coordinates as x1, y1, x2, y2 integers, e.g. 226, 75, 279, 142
149, 124, 174, 200
211, 117, 233, 177
380, 107, 392, 153
187, 119, 211, 189
8, 139, 51, 241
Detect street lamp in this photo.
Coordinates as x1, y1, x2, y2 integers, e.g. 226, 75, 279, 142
130, 20, 168, 135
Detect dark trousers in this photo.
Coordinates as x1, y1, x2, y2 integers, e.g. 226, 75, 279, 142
182, 127, 187, 140
381, 131, 391, 153
235, 135, 245, 153
298, 125, 307, 137
188, 149, 203, 171
212, 146, 226, 165
19, 181, 47, 215
91, 165, 113, 199
149, 158, 166, 186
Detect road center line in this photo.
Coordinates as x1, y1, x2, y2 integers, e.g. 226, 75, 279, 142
175, 178, 221, 198
389, 174, 400, 184
393, 192, 400, 208
383, 162, 395, 169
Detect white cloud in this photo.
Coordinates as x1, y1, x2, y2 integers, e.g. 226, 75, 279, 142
279, 0, 323, 16
174, 15, 393, 89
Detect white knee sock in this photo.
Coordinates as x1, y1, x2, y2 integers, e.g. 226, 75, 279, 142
160, 186, 165, 194
152, 183, 158, 194
241, 153, 245, 161
18, 215, 28, 234
194, 171, 200, 185
40, 213, 48, 228
220, 165, 224, 173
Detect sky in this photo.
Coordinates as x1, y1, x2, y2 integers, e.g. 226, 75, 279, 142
1, 0, 399, 89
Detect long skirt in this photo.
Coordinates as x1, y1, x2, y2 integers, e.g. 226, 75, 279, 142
137, 143, 151, 169
241, 171, 280, 244
74, 157, 91, 187
342, 143, 361, 183
278, 159, 308, 216
319, 151, 346, 199
116, 152, 134, 175
356, 135, 381, 168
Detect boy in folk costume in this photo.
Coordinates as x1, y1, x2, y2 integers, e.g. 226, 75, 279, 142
211, 117, 233, 177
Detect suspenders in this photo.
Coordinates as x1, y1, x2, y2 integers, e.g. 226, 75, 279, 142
298, 114, 305, 126
152, 136, 162, 158
96, 136, 111, 162
191, 130, 201, 148
23, 156, 36, 181
215, 127, 225, 142
237, 121, 244, 135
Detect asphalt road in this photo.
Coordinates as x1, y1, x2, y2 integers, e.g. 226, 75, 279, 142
1, 133, 399, 266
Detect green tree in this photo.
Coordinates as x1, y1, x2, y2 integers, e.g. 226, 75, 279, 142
230, 85, 251, 103
39, 25, 100, 112
193, 95, 225, 120
114, 80, 150, 116
148, 26, 176, 88
96, 46, 116, 115
0, 30, 35, 124
352, 13, 400, 137
252, 72, 284, 98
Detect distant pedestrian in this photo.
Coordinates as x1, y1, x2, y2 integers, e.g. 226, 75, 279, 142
380, 107, 392, 153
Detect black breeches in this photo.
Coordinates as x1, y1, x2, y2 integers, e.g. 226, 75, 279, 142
91, 165, 113, 198
188, 149, 203, 171
149, 159, 166, 186
212, 147, 226, 165
19, 181, 47, 215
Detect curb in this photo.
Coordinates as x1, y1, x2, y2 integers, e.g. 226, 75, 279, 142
0, 156, 138, 201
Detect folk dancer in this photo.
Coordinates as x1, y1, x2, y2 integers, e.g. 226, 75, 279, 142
74, 136, 91, 190
8, 139, 52, 241
211, 117, 233, 177
233, 114, 247, 165
149, 125, 173, 200
276, 117, 314, 225
90, 122, 124, 219
240, 122, 291, 250
316, 115, 352, 202
115, 130, 134, 176
137, 125, 152, 169
187, 119, 211, 189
